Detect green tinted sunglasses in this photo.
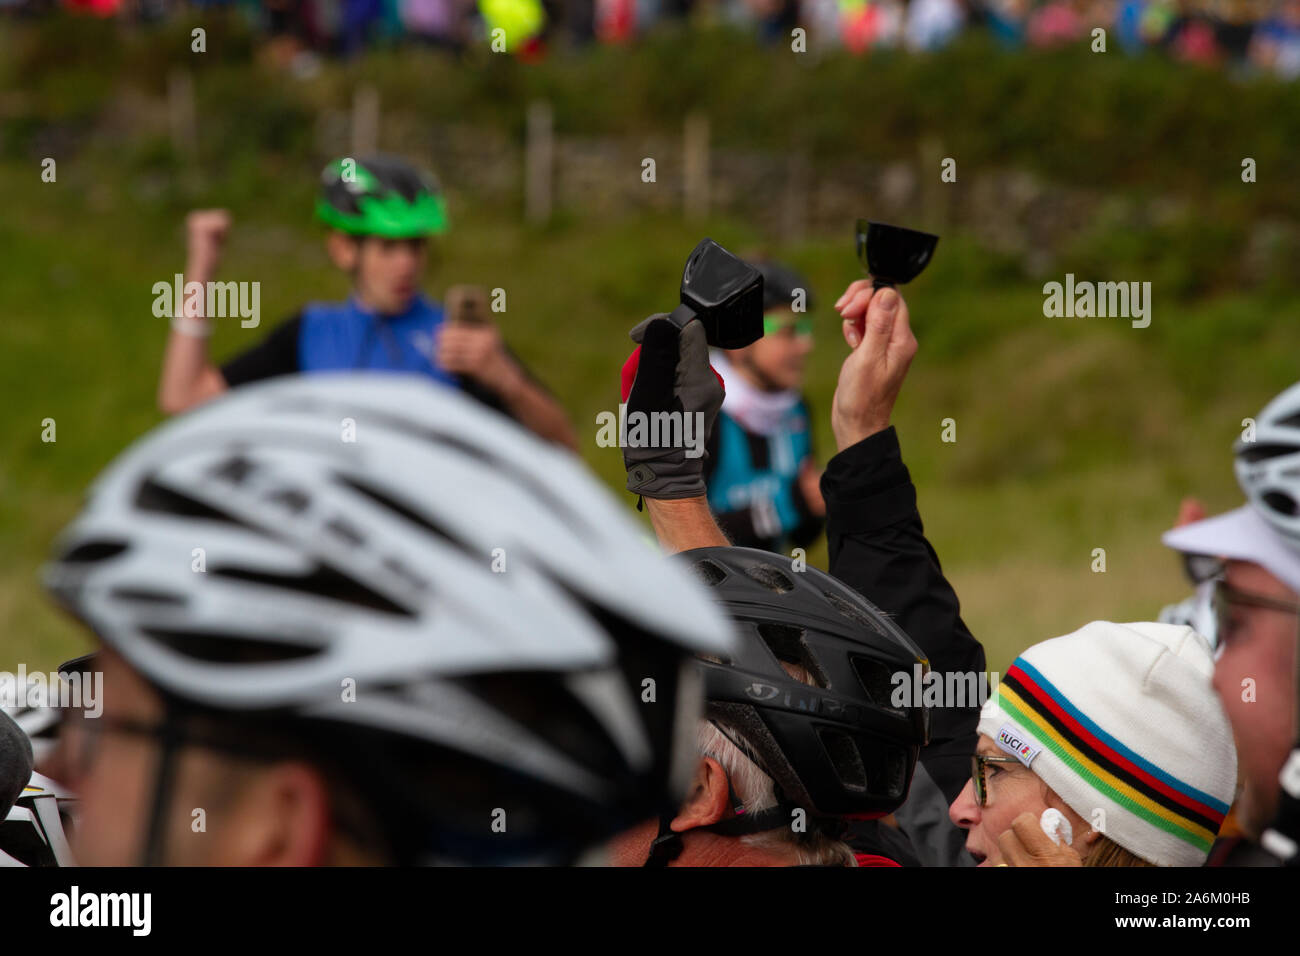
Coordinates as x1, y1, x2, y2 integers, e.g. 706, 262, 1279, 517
763, 313, 813, 337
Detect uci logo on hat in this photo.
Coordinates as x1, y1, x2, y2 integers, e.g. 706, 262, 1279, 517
995, 723, 1041, 767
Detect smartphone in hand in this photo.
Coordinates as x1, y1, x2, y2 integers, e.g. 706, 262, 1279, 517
444, 285, 490, 327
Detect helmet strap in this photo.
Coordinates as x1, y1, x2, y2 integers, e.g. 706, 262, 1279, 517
140, 703, 184, 867
642, 811, 684, 866
698, 804, 795, 837
642, 774, 798, 865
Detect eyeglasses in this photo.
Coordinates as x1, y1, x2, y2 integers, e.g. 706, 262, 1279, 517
54, 710, 173, 784
54, 707, 288, 784
762, 313, 813, 338
1212, 578, 1300, 651
970, 753, 1022, 808
54, 708, 384, 852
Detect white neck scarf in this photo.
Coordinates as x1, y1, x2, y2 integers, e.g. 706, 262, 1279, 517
710, 350, 800, 437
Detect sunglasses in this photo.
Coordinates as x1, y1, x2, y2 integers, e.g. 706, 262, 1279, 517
970, 753, 1022, 808
763, 313, 813, 337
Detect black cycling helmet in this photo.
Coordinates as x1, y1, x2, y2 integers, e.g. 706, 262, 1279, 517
755, 261, 815, 313
677, 547, 930, 819
316, 154, 448, 238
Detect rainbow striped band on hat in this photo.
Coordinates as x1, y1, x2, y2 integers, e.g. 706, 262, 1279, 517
999, 658, 1230, 855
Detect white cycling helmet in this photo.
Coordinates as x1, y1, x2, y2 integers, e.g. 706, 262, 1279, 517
44, 373, 735, 864
1236, 382, 1300, 551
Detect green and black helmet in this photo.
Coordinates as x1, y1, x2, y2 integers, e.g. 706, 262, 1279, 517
316, 155, 449, 238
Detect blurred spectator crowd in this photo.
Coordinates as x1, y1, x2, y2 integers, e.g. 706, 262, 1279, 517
5, 0, 1300, 78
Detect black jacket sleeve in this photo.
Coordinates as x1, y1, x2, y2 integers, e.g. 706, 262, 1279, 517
220, 314, 303, 387
788, 457, 826, 549
821, 426, 986, 865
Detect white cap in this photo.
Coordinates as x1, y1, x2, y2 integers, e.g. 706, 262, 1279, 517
1163, 505, 1300, 596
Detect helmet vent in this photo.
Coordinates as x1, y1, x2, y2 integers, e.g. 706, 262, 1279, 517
822, 589, 887, 635
381, 557, 430, 594
337, 476, 465, 553
851, 655, 896, 708
211, 564, 413, 617
209, 455, 257, 485
744, 564, 795, 593
326, 518, 366, 547
58, 540, 129, 564
135, 478, 257, 529
266, 488, 311, 515
1238, 442, 1296, 464
880, 745, 908, 796
110, 587, 186, 606
688, 559, 728, 587
755, 623, 829, 688
140, 628, 320, 664
1262, 491, 1298, 516
817, 729, 869, 793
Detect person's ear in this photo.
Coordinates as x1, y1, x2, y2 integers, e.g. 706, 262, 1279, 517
670, 756, 732, 832
211, 762, 332, 866
326, 232, 359, 272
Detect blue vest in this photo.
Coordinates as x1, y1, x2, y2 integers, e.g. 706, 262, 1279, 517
706, 402, 813, 538
296, 295, 458, 387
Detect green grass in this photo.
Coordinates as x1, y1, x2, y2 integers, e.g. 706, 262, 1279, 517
3, 146, 1296, 676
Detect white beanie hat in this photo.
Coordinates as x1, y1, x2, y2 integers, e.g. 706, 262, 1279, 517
977, 621, 1237, 867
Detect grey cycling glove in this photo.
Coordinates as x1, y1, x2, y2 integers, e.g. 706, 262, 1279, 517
622, 314, 724, 499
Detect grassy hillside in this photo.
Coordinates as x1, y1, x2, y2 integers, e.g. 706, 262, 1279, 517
5, 156, 1295, 672
3, 20, 1298, 674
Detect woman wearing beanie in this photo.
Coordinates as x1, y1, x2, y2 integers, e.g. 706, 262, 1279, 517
948, 621, 1237, 867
